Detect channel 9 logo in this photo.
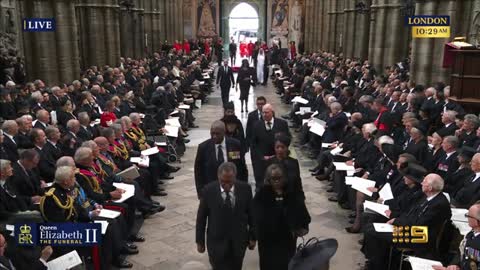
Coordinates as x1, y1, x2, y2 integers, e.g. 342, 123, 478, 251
392, 226, 428, 244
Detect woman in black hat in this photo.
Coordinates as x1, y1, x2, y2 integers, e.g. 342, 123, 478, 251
405, 126, 429, 165
220, 102, 247, 153
235, 59, 254, 113
425, 131, 445, 171
383, 163, 426, 221
447, 146, 475, 196
253, 164, 311, 270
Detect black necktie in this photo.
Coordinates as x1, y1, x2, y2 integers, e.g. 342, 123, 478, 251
225, 191, 232, 209
267, 121, 272, 131
217, 145, 224, 164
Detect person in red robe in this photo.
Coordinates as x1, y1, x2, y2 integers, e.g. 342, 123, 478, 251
247, 40, 255, 61
290, 41, 297, 60
182, 39, 191, 55
173, 40, 182, 52
100, 100, 117, 127
240, 41, 247, 58
204, 39, 211, 58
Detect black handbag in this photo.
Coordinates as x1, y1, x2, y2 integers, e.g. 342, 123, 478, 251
288, 237, 338, 270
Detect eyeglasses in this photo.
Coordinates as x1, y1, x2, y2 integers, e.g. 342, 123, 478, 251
465, 213, 480, 221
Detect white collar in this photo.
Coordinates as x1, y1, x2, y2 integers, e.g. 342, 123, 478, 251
47, 139, 57, 146
427, 192, 439, 201
265, 117, 274, 125
473, 172, 480, 182
445, 123, 452, 127
4, 132, 14, 140
220, 185, 235, 194
446, 151, 456, 159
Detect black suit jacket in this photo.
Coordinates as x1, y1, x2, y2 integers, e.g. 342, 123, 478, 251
250, 117, 290, 159
434, 152, 460, 186
394, 192, 451, 249
33, 121, 48, 131
78, 125, 94, 142
0, 182, 30, 223
194, 138, 248, 196
245, 109, 263, 149
37, 141, 63, 181
10, 162, 43, 197
16, 132, 34, 150
196, 181, 255, 258
216, 66, 235, 89
435, 123, 458, 138
2, 136, 18, 162
453, 174, 480, 208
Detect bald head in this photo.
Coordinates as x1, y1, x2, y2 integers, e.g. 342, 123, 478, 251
262, 104, 274, 121
210, 120, 225, 144
94, 136, 109, 151
421, 173, 444, 195
471, 153, 480, 172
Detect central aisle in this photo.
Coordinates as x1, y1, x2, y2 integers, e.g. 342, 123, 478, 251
129, 73, 364, 269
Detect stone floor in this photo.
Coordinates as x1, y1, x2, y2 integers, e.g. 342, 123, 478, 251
129, 76, 364, 269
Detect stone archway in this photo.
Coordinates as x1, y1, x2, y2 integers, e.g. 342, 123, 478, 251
220, 0, 267, 46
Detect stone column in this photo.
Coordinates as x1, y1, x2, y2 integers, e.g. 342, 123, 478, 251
343, 0, 355, 58
304, 0, 313, 51
368, 0, 408, 73
164, 0, 184, 43
144, 0, 163, 54
411, 0, 457, 85
21, 0, 80, 85
75, 0, 121, 69
354, 0, 371, 60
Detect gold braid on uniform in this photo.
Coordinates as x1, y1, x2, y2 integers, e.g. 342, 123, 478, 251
78, 172, 102, 193
39, 187, 75, 222
91, 162, 106, 178
113, 142, 129, 160
125, 128, 147, 150
98, 155, 116, 171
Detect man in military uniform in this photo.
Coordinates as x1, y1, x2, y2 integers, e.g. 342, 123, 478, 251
433, 203, 480, 270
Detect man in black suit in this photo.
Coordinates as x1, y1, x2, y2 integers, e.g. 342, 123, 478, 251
15, 115, 34, 150
33, 110, 50, 131
196, 162, 256, 270
37, 127, 63, 182
362, 173, 452, 270
245, 96, 266, 151
216, 60, 235, 106
1, 120, 19, 162
452, 153, 480, 208
435, 110, 458, 137
250, 104, 290, 188
434, 135, 460, 185
10, 149, 44, 200
60, 119, 83, 157
229, 38, 237, 66
77, 112, 95, 141
194, 121, 248, 197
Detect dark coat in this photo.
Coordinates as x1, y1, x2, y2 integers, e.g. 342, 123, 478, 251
33, 121, 48, 131
322, 112, 348, 143
446, 167, 474, 196
0, 182, 31, 222
453, 174, 480, 208
16, 132, 34, 150
194, 137, 248, 196
216, 66, 235, 89
2, 135, 18, 162
253, 186, 311, 270
245, 109, 263, 149
434, 152, 460, 187
196, 181, 255, 259
37, 141, 63, 182
405, 139, 429, 165
10, 161, 44, 198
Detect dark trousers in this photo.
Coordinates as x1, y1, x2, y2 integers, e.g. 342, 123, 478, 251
362, 223, 393, 270
209, 240, 245, 270
251, 154, 266, 190
221, 87, 230, 105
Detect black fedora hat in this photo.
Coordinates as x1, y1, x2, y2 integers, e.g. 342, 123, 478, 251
288, 238, 338, 270
400, 163, 427, 184
458, 146, 477, 161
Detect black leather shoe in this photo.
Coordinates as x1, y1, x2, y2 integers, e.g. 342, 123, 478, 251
153, 190, 168, 196
189, 125, 199, 128
128, 234, 145, 242
309, 167, 319, 172
311, 170, 321, 176
168, 166, 181, 173
328, 197, 338, 202
316, 175, 328, 181
358, 239, 364, 245
345, 226, 361, 234
157, 180, 165, 185
159, 175, 174, 180
126, 242, 138, 249
348, 213, 356, 219
349, 218, 355, 224
183, 138, 191, 143
113, 259, 133, 268
121, 246, 139, 255
151, 201, 160, 206
340, 203, 351, 210
326, 188, 334, 193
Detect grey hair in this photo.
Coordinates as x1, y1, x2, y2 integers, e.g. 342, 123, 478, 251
31, 91, 43, 102
129, 113, 141, 122
443, 110, 457, 122
359, 95, 374, 104
0, 159, 11, 173
377, 135, 394, 145
54, 166, 75, 184
217, 162, 237, 177
36, 109, 49, 120
111, 123, 123, 133
425, 173, 444, 192
443, 135, 459, 149
77, 111, 90, 123
362, 123, 377, 135
330, 102, 342, 111
1, 120, 18, 132
81, 140, 97, 150
56, 156, 75, 167
51, 86, 61, 94
464, 114, 480, 129
66, 119, 80, 130
74, 147, 93, 164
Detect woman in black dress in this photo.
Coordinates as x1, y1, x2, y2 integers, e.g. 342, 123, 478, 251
236, 59, 254, 113
267, 134, 305, 200
253, 163, 311, 270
